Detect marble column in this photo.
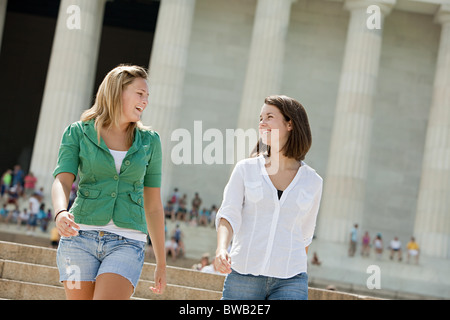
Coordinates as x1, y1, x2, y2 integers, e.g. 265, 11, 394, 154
142, 0, 196, 199
413, 5, 450, 259
30, 0, 107, 197
236, 0, 295, 133
0, 0, 7, 54
317, 0, 395, 243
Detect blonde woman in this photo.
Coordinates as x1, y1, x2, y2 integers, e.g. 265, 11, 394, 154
52, 65, 166, 299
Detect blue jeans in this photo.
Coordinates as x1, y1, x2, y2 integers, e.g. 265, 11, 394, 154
222, 269, 308, 300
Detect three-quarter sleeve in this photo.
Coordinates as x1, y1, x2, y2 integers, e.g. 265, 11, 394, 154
215, 162, 245, 234
144, 131, 162, 188
53, 123, 81, 178
301, 177, 323, 247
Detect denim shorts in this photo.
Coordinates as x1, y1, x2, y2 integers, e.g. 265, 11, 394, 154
222, 269, 308, 300
56, 230, 146, 289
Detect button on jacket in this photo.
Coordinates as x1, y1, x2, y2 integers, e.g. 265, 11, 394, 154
216, 155, 323, 279
53, 120, 162, 234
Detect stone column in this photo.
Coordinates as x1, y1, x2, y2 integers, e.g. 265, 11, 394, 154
142, 0, 196, 199
0, 0, 7, 54
236, 0, 294, 133
413, 5, 450, 259
317, 0, 395, 243
30, 0, 107, 197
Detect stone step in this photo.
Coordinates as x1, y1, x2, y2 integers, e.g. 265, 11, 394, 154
0, 279, 65, 300
0, 240, 56, 267
0, 240, 380, 300
0, 276, 374, 301
140, 263, 225, 292
0, 258, 222, 300
0, 278, 145, 300
0, 259, 60, 287
135, 280, 222, 300
0, 240, 226, 292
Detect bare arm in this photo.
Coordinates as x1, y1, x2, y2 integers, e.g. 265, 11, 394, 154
52, 172, 79, 237
144, 187, 166, 294
52, 172, 73, 211
214, 218, 233, 274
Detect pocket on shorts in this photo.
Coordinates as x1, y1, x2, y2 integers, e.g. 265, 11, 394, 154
123, 237, 146, 249
121, 237, 146, 261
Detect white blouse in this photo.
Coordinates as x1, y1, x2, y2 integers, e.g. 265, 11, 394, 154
216, 155, 323, 279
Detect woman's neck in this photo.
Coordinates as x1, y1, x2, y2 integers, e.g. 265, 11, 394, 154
107, 122, 129, 134
265, 151, 300, 173
101, 123, 131, 151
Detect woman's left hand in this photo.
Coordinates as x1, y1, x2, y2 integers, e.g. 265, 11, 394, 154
150, 264, 166, 294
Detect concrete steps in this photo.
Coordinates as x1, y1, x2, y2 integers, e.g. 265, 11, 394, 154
0, 279, 64, 300
0, 240, 378, 300
0, 240, 225, 300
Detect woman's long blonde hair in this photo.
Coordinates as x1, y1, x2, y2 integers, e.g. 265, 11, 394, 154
81, 64, 149, 146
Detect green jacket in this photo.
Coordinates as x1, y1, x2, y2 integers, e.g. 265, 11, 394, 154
53, 120, 162, 234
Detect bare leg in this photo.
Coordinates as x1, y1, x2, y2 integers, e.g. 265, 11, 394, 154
63, 281, 95, 300
93, 273, 134, 300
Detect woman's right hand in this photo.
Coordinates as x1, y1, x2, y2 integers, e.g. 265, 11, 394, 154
214, 248, 232, 274
55, 211, 80, 237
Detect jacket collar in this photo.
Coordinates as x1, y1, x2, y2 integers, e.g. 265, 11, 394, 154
82, 119, 141, 156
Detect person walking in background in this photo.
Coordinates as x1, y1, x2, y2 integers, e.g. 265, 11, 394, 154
361, 231, 371, 257
27, 192, 41, 235
1, 169, 12, 199
215, 95, 323, 300
169, 188, 180, 218
38, 203, 49, 232
311, 252, 321, 266
52, 65, 166, 299
12, 165, 24, 196
191, 192, 202, 219
348, 224, 358, 257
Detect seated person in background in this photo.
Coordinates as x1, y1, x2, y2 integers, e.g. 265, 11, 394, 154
192, 253, 210, 271
406, 237, 420, 265
389, 236, 402, 262
164, 200, 174, 221
165, 236, 178, 261
311, 252, 321, 266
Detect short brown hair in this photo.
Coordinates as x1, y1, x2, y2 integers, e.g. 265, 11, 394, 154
254, 95, 312, 161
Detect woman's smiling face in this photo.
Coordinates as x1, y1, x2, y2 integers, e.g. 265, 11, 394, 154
259, 103, 292, 150
121, 77, 149, 125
